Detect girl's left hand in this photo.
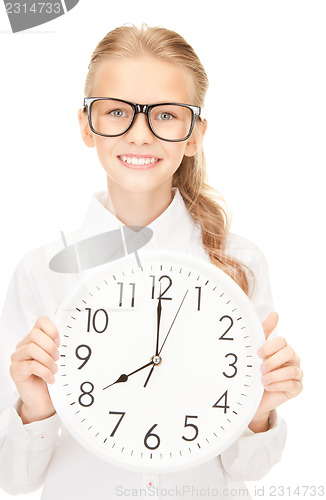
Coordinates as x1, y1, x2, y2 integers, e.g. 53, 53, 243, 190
249, 312, 303, 432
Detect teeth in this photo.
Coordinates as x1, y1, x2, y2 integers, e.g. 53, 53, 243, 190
120, 156, 159, 166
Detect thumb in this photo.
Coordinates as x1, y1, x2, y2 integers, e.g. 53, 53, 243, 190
261, 312, 279, 340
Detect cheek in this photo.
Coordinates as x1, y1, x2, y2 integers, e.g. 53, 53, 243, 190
94, 137, 119, 164
165, 144, 187, 169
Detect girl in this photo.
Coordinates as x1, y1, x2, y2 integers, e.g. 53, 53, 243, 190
0, 24, 302, 499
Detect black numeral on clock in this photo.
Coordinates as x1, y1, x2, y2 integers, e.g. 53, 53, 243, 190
117, 282, 136, 307
86, 308, 109, 333
195, 287, 201, 311
75, 344, 92, 369
108, 411, 126, 437
213, 390, 230, 413
182, 415, 199, 441
78, 382, 94, 407
150, 275, 172, 300
218, 315, 234, 340
144, 424, 161, 450
223, 353, 238, 378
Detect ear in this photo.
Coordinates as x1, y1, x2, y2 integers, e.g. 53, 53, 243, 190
78, 108, 95, 148
184, 118, 207, 157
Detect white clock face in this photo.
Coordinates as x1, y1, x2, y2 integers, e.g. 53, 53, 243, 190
49, 250, 265, 473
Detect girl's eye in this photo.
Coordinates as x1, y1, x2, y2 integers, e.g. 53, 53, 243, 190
110, 109, 127, 118
157, 112, 175, 121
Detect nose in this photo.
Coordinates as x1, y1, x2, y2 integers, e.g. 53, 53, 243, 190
125, 112, 154, 145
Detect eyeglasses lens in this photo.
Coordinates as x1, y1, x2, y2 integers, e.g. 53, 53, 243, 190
90, 100, 193, 141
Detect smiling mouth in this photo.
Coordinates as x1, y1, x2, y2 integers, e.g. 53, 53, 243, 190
118, 155, 161, 167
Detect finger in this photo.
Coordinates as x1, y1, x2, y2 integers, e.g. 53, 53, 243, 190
260, 345, 299, 373
16, 316, 60, 350
257, 336, 287, 359
263, 380, 303, 398
261, 366, 303, 386
10, 359, 56, 385
16, 328, 59, 359
261, 312, 279, 340
11, 342, 59, 368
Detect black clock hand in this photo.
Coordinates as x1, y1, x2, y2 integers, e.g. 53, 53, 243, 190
155, 291, 162, 356
143, 289, 188, 388
103, 360, 154, 390
143, 292, 162, 388
158, 289, 188, 355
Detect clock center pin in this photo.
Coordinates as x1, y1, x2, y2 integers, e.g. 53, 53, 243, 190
151, 355, 162, 365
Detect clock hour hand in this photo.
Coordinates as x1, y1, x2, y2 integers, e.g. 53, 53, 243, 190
102, 360, 154, 390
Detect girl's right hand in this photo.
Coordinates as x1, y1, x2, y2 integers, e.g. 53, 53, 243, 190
9, 315, 60, 424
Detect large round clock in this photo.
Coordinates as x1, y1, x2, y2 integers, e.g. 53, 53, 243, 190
48, 249, 265, 473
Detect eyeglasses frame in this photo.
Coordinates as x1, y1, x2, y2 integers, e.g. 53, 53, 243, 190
83, 97, 201, 143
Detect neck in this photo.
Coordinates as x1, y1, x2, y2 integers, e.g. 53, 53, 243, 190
104, 182, 174, 227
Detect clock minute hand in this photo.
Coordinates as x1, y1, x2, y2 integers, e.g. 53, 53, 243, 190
103, 360, 154, 390
143, 289, 188, 388
143, 293, 163, 388
155, 292, 162, 356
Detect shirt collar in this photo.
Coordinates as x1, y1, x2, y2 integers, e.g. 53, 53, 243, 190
80, 187, 199, 253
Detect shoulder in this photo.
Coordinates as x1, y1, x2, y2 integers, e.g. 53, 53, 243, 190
226, 232, 268, 267
19, 228, 82, 270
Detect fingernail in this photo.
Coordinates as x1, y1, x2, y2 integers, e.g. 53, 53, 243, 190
55, 338, 60, 346
53, 351, 60, 361
51, 364, 58, 374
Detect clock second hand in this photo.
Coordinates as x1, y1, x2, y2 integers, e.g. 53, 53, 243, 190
143, 289, 189, 388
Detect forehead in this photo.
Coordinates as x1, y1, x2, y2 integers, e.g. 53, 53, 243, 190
91, 56, 195, 104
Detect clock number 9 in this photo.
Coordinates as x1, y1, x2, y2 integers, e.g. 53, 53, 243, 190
75, 344, 92, 369
78, 381, 95, 407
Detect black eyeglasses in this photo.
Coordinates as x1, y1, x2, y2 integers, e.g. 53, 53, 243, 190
83, 97, 201, 142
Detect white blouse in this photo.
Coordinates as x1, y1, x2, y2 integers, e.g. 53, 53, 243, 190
0, 188, 287, 499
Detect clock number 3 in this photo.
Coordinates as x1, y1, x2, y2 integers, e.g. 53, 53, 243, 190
223, 353, 238, 378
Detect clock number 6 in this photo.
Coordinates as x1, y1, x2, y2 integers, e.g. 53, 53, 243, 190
144, 424, 161, 450
76, 344, 92, 369
182, 415, 199, 441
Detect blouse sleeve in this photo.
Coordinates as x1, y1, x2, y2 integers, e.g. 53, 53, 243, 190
220, 236, 287, 480
0, 256, 61, 495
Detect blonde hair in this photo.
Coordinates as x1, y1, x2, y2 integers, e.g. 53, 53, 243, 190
84, 24, 253, 295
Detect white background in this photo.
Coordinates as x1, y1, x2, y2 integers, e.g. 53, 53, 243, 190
0, 0, 325, 498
